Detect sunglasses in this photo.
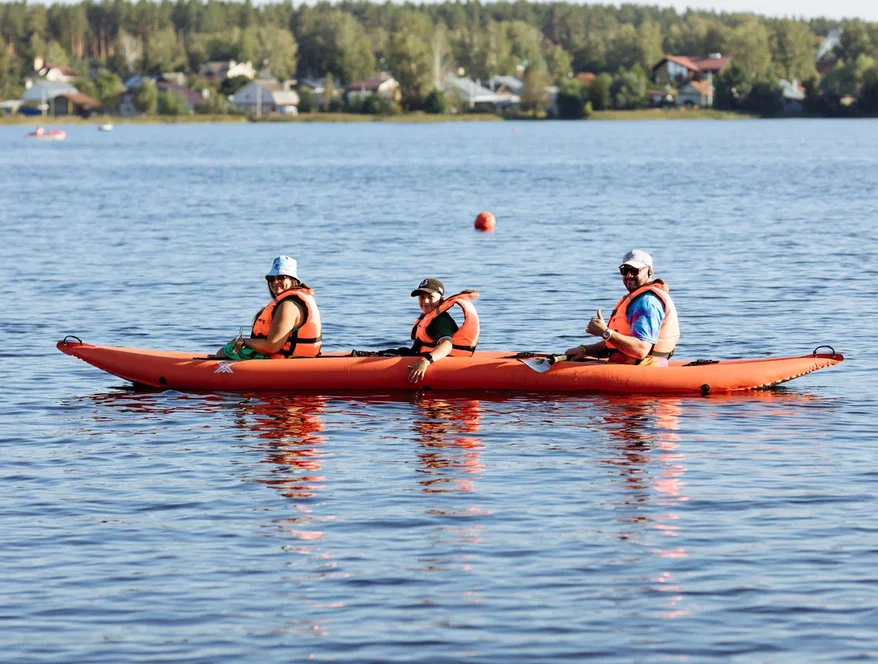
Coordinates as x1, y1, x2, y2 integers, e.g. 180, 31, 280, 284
266, 275, 292, 283
619, 266, 644, 277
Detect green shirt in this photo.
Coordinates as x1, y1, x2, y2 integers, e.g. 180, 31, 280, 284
424, 311, 459, 342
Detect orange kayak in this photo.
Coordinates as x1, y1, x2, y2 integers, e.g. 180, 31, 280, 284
57, 338, 843, 394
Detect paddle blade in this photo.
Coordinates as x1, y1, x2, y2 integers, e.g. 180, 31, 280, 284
521, 357, 552, 373
520, 355, 568, 373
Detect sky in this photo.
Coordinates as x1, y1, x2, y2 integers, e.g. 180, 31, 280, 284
613, 0, 878, 21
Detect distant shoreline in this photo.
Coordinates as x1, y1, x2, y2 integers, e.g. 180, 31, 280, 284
1, 108, 759, 127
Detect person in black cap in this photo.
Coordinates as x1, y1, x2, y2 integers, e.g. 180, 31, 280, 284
406, 278, 460, 382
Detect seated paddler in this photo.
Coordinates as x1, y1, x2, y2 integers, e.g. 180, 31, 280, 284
214, 256, 322, 359
404, 278, 480, 383
565, 249, 679, 366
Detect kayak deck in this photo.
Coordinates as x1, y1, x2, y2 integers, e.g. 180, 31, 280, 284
57, 339, 843, 395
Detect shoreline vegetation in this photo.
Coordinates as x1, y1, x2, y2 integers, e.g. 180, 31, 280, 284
1, 108, 758, 126
1, 1, 877, 123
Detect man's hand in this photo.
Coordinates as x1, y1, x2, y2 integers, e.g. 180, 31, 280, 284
586, 309, 608, 337
565, 345, 586, 360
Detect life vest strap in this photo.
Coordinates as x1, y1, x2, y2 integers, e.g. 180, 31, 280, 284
291, 335, 322, 344
452, 343, 477, 353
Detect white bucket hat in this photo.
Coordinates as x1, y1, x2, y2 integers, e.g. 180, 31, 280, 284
265, 256, 298, 280
620, 249, 653, 270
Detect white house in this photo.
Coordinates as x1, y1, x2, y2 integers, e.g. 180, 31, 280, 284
779, 79, 806, 114
233, 79, 299, 115
487, 76, 524, 96
200, 60, 256, 82
33, 57, 77, 83
21, 80, 100, 116
343, 77, 400, 104
444, 76, 512, 110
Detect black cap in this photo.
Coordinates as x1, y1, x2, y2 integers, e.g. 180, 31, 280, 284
411, 278, 445, 297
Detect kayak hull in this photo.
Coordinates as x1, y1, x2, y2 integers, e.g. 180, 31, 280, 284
57, 340, 843, 395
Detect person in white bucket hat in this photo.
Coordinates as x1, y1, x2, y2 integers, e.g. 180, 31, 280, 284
214, 256, 322, 359
565, 249, 680, 366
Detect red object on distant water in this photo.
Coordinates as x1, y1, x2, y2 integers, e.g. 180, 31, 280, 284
474, 211, 496, 232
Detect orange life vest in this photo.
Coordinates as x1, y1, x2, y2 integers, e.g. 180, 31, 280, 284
251, 286, 322, 358
411, 290, 480, 356
605, 280, 679, 360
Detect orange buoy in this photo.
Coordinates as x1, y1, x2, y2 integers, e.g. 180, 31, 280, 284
474, 211, 496, 232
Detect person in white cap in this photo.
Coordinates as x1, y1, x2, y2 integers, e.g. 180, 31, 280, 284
565, 249, 680, 366
214, 256, 322, 359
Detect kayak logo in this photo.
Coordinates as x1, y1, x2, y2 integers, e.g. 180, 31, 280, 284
214, 361, 235, 374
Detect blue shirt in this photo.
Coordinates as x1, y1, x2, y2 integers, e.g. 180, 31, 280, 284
627, 292, 666, 344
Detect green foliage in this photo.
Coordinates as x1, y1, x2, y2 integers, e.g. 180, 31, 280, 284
1, 0, 877, 119
296, 10, 375, 84
323, 73, 336, 112
836, 20, 874, 62
544, 44, 572, 83
858, 76, 878, 116
241, 26, 298, 81
521, 62, 550, 113
722, 19, 772, 78
744, 80, 784, 117
359, 93, 399, 115
157, 89, 188, 115
611, 65, 648, 110
714, 62, 751, 111
589, 72, 613, 111
423, 89, 447, 114
298, 87, 315, 112
770, 20, 818, 82
556, 78, 587, 119
220, 75, 251, 97
387, 10, 434, 109
45, 41, 70, 67
144, 28, 187, 74
74, 78, 99, 99
134, 80, 158, 114
93, 69, 126, 105
194, 91, 232, 115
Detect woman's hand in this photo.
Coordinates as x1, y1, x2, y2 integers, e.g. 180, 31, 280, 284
408, 357, 431, 383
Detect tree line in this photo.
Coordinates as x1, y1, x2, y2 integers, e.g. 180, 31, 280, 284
1, 0, 877, 117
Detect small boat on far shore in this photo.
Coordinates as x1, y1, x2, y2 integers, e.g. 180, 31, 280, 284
25, 127, 66, 141
98, 123, 113, 132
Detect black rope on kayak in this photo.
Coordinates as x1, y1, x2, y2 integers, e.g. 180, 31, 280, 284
683, 359, 719, 366
61, 335, 83, 345
504, 351, 551, 359
812, 345, 836, 358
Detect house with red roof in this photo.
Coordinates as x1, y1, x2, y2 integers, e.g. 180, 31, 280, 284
651, 54, 733, 89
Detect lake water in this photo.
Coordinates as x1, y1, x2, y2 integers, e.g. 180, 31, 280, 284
1, 119, 876, 662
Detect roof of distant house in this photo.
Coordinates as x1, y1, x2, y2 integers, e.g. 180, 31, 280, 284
488, 75, 524, 93
691, 56, 733, 73
654, 55, 732, 74
344, 78, 393, 92
40, 63, 77, 76
157, 81, 203, 105
779, 79, 806, 101
575, 72, 596, 85
60, 92, 101, 109
21, 80, 78, 101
